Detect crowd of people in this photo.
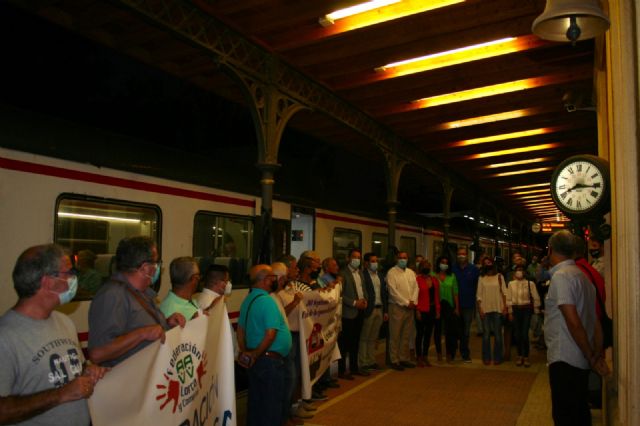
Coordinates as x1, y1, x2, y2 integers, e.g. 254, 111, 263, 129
0, 231, 610, 426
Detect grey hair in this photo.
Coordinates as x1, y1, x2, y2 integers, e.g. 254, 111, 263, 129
548, 230, 577, 258
169, 257, 199, 288
115, 236, 156, 272
13, 244, 67, 299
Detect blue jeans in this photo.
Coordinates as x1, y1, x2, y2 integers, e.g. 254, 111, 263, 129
481, 312, 503, 363
460, 307, 475, 359
247, 356, 285, 426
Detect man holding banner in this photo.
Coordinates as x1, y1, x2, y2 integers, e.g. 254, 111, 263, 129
237, 265, 292, 426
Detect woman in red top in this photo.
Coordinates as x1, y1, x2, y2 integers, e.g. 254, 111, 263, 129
415, 259, 441, 367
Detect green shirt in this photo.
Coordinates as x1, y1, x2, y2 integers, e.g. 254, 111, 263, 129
436, 273, 459, 307
238, 288, 292, 357
159, 291, 199, 320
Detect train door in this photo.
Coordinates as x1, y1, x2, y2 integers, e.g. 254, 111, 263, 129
291, 206, 314, 259
272, 218, 291, 261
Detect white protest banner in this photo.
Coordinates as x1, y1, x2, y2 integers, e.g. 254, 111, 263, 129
298, 285, 341, 399
89, 300, 236, 426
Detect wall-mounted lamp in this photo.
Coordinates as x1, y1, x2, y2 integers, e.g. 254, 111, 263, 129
532, 0, 610, 44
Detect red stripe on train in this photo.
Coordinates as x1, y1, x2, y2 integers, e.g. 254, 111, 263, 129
0, 156, 256, 208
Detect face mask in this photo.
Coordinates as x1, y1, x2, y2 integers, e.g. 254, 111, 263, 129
397, 259, 408, 269
515, 271, 524, 280
145, 263, 161, 284
483, 264, 493, 271
350, 259, 361, 269
369, 262, 378, 272
439, 263, 449, 271
310, 269, 320, 280
421, 268, 431, 275
590, 249, 601, 258
224, 281, 233, 296
58, 276, 78, 305
269, 278, 279, 293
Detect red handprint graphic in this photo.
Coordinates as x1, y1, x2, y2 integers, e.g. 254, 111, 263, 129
156, 372, 180, 413
196, 352, 207, 389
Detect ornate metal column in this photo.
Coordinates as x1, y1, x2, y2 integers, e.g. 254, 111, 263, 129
441, 178, 454, 256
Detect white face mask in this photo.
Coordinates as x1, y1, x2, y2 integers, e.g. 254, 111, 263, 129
58, 276, 78, 305
224, 281, 233, 296
369, 262, 378, 272
515, 271, 524, 280
439, 263, 449, 271
350, 259, 361, 269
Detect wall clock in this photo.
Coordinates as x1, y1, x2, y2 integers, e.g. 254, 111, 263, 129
550, 155, 610, 217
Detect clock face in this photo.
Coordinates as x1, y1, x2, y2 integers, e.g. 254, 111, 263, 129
553, 159, 605, 213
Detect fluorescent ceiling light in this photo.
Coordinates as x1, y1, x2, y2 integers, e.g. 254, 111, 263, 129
490, 167, 553, 177
468, 143, 559, 160
454, 128, 549, 147
440, 109, 535, 130
514, 194, 553, 200
506, 183, 550, 190
319, 0, 464, 30
58, 212, 141, 223
411, 78, 538, 109
484, 157, 550, 169
509, 188, 550, 195
376, 36, 531, 77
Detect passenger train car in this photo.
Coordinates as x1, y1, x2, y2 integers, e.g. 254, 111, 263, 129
0, 146, 520, 339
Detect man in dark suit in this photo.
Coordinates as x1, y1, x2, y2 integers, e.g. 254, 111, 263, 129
359, 253, 388, 371
338, 249, 369, 379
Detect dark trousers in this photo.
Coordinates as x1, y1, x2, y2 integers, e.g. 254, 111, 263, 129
414, 309, 436, 357
441, 301, 459, 359
460, 307, 474, 359
338, 313, 364, 373
512, 306, 532, 357
248, 356, 286, 426
549, 361, 591, 426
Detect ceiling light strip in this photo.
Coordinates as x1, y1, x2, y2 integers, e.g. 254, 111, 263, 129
464, 143, 560, 160
484, 157, 551, 169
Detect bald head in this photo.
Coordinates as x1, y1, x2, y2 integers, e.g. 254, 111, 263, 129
249, 264, 275, 291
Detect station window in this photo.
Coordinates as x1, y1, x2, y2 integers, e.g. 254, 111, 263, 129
371, 232, 388, 259
54, 195, 161, 300
400, 236, 416, 261
333, 228, 362, 267
193, 212, 253, 288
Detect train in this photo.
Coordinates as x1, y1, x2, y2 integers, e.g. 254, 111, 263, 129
0, 146, 528, 338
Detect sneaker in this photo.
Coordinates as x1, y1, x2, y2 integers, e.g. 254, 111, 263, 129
463, 358, 472, 364
483, 360, 491, 366
492, 360, 502, 366
390, 363, 405, 371
292, 406, 314, 419
366, 363, 381, 371
523, 358, 531, 368
400, 361, 416, 368
301, 401, 317, 412
311, 390, 328, 401
515, 357, 523, 367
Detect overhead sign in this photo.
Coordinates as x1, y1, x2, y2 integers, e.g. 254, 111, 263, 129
541, 222, 567, 233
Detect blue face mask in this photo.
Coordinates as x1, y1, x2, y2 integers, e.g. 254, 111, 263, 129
350, 259, 361, 269
151, 265, 161, 284
369, 262, 378, 272
58, 276, 78, 305
397, 259, 408, 269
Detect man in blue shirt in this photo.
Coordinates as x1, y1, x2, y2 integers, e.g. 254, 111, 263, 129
237, 264, 292, 426
452, 247, 480, 363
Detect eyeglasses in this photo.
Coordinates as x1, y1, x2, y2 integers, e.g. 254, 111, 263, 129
53, 269, 78, 277
142, 260, 162, 268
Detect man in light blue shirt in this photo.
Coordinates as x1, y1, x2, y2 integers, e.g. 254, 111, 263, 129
159, 257, 200, 320
544, 230, 608, 425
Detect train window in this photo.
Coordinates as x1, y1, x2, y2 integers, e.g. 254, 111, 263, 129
371, 232, 388, 259
193, 212, 253, 288
399, 236, 416, 261
333, 228, 362, 267
55, 195, 161, 300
